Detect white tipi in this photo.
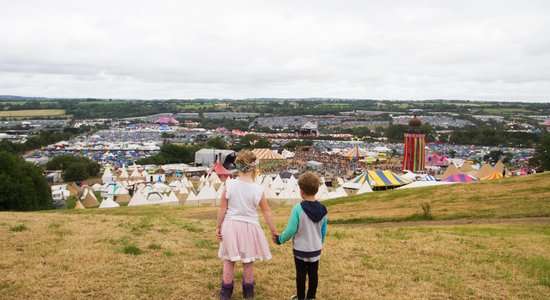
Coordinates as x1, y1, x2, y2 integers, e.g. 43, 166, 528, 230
99, 196, 120, 208
356, 181, 373, 194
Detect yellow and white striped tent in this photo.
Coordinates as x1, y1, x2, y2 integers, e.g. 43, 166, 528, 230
251, 148, 286, 161
344, 170, 411, 189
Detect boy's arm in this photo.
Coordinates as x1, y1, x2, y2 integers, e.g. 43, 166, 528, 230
321, 216, 327, 244
276, 205, 301, 244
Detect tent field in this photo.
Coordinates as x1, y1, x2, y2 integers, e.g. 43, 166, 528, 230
1, 173, 549, 299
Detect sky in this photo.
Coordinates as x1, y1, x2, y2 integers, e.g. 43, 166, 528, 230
1, 0, 549, 102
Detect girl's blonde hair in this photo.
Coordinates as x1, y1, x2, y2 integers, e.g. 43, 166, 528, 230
235, 150, 258, 179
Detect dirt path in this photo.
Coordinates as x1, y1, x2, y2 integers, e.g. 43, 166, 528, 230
179, 209, 218, 220
337, 216, 550, 228
184, 209, 550, 228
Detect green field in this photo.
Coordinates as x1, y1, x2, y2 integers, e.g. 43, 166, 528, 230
315, 103, 352, 108
178, 103, 218, 109
1, 173, 549, 299
482, 107, 536, 115
77, 101, 130, 105
0, 109, 69, 119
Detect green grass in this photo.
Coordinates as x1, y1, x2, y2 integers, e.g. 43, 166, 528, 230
523, 256, 550, 287
195, 239, 217, 249
48, 223, 72, 237
93, 191, 103, 202
330, 231, 351, 239
148, 243, 162, 250
78, 100, 129, 105
9, 224, 28, 232
482, 107, 535, 115
122, 244, 143, 255
51, 205, 191, 217
330, 213, 437, 225
180, 221, 205, 233
130, 217, 152, 236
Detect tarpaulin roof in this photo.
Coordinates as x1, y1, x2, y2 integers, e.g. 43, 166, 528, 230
475, 163, 495, 179
342, 172, 368, 189
421, 174, 438, 181
442, 174, 478, 182
480, 172, 503, 181
493, 160, 505, 174
344, 170, 410, 188
425, 153, 449, 166
367, 170, 410, 187
251, 148, 285, 160
208, 161, 233, 178
437, 164, 460, 179
458, 163, 475, 173
343, 146, 366, 160
156, 116, 179, 124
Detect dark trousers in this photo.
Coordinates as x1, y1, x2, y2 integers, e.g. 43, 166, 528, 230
294, 256, 319, 299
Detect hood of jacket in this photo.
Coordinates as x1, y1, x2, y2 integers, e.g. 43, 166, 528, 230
300, 201, 327, 223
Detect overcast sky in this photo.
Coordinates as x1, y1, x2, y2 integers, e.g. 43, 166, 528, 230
1, 0, 549, 101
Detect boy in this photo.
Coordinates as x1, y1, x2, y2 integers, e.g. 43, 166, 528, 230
275, 172, 328, 300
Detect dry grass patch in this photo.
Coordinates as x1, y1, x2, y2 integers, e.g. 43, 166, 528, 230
1, 210, 549, 299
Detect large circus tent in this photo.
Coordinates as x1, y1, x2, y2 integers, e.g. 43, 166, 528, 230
343, 146, 366, 160
442, 174, 478, 183
251, 148, 286, 161
343, 170, 410, 189
480, 172, 504, 181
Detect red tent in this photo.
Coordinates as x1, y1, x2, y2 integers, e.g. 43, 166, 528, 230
208, 161, 233, 179
156, 116, 179, 124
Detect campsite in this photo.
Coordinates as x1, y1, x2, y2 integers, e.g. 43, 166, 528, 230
2, 172, 549, 299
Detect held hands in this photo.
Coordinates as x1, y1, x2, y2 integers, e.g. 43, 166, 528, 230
271, 230, 280, 244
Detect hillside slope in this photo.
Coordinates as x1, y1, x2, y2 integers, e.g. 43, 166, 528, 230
1, 174, 550, 299
324, 172, 550, 224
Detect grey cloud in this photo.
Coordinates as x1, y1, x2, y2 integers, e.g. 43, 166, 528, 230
0, 0, 549, 101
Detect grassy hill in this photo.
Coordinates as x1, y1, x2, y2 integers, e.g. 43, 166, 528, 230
324, 172, 550, 224
1, 173, 549, 299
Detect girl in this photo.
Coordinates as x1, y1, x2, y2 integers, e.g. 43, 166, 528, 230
216, 150, 278, 299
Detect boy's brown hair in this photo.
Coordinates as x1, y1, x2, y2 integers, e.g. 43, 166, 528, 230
298, 172, 321, 196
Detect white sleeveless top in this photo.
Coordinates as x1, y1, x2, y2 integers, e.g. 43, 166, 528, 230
224, 179, 264, 225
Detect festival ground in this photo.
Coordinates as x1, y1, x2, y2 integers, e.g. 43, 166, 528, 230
2, 173, 549, 299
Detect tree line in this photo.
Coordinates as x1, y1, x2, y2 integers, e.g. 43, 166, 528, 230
0, 151, 52, 211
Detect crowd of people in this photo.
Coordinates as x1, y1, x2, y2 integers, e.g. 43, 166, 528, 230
259, 149, 404, 181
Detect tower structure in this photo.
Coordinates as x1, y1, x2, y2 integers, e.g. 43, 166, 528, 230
402, 115, 425, 172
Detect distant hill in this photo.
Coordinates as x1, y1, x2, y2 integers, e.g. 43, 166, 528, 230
0, 95, 50, 101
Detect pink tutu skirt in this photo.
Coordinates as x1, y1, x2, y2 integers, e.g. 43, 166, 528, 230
218, 220, 272, 263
